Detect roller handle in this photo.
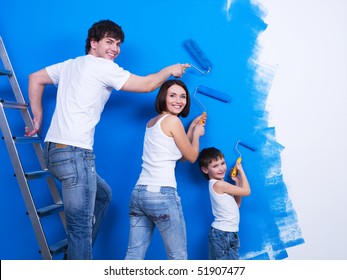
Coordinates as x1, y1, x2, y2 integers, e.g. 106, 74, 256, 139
231, 157, 242, 177
199, 112, 207, 124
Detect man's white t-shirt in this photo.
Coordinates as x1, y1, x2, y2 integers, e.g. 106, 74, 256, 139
45, 55, 130, 150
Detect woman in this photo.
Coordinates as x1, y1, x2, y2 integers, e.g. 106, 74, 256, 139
125, 79, 206, 260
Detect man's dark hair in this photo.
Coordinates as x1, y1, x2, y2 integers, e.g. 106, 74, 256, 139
85, 19, 125, 54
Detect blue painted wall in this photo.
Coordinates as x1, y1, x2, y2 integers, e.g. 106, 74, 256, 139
0, 0, 303, 260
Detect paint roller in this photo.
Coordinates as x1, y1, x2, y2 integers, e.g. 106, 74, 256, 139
194, 85, 232, 124
184, 39, 212, 75
231, 140, 256, 177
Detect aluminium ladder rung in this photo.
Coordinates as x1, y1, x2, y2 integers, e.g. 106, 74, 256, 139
0, 99, 28, 109
11, 136, 42, 143
1, 135, 42, 144
24, 170, 51, 180
38, 239, 68, 256
47, 239, 68, 256
0, 68, 12, 76
35, 203, 64, 218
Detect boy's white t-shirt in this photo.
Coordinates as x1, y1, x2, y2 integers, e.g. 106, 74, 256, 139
45, 55, 130, 150
209, 179, 240, 232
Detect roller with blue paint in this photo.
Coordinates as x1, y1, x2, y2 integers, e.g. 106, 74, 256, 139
195, 85, 232, 103
184, 39, 212, 75
193, 85, 232, 124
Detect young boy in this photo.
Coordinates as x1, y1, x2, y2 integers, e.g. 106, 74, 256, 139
197, 147, 251, 260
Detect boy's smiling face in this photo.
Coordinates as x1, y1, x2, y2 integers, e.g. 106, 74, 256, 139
201, 157, 227, 180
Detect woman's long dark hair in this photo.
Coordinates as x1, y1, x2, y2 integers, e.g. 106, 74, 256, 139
155, 79, 190, 118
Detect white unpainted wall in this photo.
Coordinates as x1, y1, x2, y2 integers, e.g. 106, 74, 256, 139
258, 0, 347, 259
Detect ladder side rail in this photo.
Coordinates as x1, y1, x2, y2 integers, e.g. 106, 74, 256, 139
44, 175, 67, 230
1, 36, 67, 258
0, 38, 38, 155
3, 104, 66, 229
0, 104, 52, 259
0, 37, 26, 104
1, 37, 43, 148
31, 141, 64, 203
1, 41, 66, 230
14, 110, 67, 231
20, 111, 67, 230
31, 141, 67, 231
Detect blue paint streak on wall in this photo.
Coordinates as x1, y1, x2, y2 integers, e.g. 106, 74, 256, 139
0, 0, 304, 259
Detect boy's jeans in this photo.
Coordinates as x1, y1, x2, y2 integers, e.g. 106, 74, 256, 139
208, 227, 239, 260
43, 142, 112, 260
125, 185, 187, 260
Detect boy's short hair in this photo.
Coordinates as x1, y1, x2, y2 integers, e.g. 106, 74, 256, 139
198, 147, 225, 180
85, 19, 125, 54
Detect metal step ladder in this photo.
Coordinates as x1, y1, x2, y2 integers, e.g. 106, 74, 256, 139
0, 36, 67, 259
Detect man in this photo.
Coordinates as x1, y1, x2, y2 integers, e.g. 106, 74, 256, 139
25, 19, 190, 259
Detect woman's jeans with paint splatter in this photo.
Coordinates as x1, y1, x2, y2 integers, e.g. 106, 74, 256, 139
43, 142, 112, 260
125, 185, 187, 260
208, 227, 240, 260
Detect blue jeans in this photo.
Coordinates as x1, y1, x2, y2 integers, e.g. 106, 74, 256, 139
43, 142, 112, 260
125, 185, 187, 260
208, 227, 240, 260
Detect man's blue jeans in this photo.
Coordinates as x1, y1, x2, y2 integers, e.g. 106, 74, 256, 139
208, 227, 239, 260
43, 142, 112, 260
125, 185, 187, 260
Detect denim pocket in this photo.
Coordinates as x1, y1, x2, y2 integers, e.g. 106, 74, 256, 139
48, 148, 77, 188
82, 149, 96, 161
211, 229, 227, 254
143, 200, 171, 231
174, 191, 181, 206
209, 228, 240, 260
82, 149, 96, 174
129, 197, 145, 227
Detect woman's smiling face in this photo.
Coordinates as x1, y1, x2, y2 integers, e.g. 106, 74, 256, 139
164, 84, 187, 116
